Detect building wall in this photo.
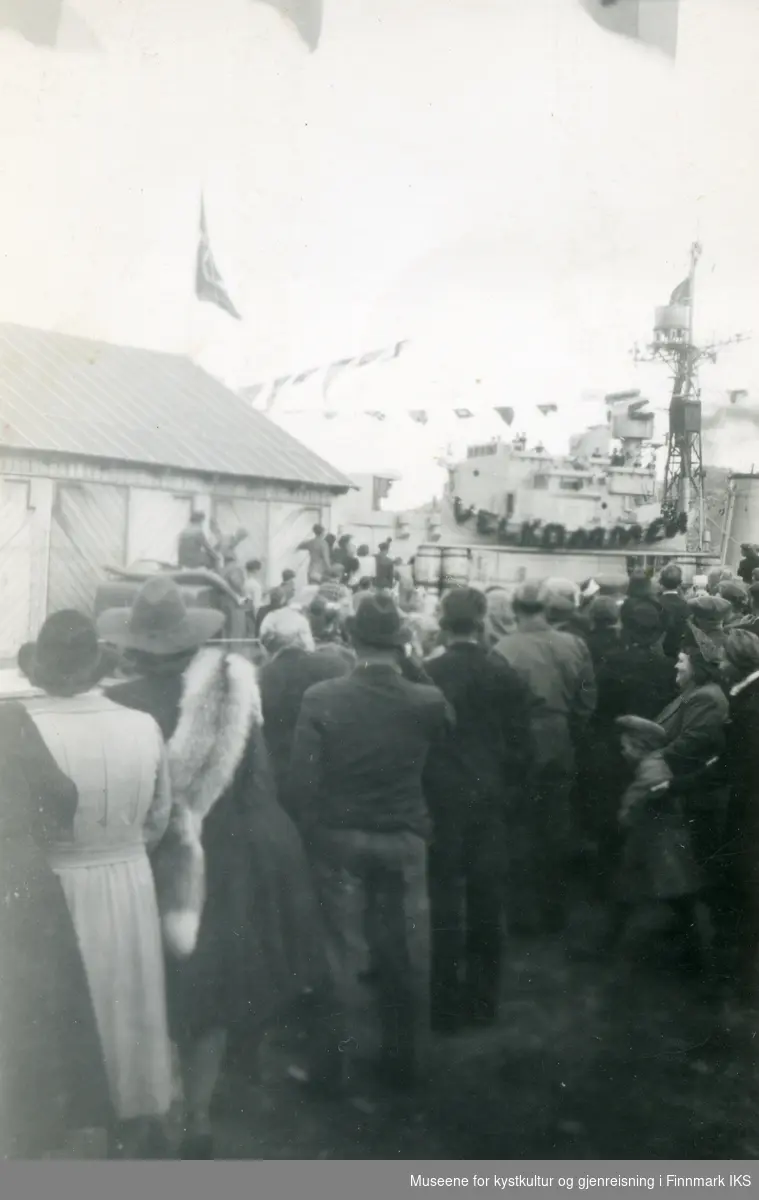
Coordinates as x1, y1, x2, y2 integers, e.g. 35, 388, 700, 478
329, 473, 396, 551
0, 453, 339, 659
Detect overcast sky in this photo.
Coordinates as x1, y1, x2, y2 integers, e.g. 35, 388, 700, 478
1, 0, 758, 505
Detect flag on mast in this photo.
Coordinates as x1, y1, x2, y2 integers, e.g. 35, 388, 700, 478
195, 197, 242, 321
253, 0, 322, 51
580, 0, 678, 59
670, 277, 691, 306
0, 0, 62, 46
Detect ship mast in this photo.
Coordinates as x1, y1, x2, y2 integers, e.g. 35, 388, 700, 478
636, 243, 747, 556
661, 241, 704, 553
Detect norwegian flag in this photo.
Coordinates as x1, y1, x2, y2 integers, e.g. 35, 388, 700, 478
195, 197, 242, 321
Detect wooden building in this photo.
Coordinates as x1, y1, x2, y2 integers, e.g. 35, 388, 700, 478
0, 323, 351, 660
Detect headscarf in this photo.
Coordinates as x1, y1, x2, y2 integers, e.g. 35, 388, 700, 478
485, 589, 516, 644
723, 628, 759, 676
260, 607, 315, 654
404, 612, 441, 659
539, 577, 580, 609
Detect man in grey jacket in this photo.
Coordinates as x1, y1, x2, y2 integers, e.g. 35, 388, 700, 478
491, 581, 596, 933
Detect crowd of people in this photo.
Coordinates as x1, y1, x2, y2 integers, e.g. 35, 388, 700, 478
4, 538, 759, 1160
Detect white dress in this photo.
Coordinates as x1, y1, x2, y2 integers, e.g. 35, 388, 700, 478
24, 690, 173, 1121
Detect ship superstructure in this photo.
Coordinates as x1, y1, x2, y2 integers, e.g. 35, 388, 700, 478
445, 394, 669, 554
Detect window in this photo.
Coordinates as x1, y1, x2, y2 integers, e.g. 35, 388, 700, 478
532, 475, 549, 489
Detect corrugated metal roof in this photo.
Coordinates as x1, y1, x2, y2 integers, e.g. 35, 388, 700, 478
0, 324, 352, 491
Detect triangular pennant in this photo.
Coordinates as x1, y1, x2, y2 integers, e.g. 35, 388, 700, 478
253, 0, 322, 51
323, 359, 352, 395
264, 376, 291, 412
196, 196, 242, 320
0, 0, 62, 47
409, 410, 429, 425
455, 408, 474, 419
537, 404, 558, 416
580, 0, 678, 59
365, 411, 386, 421
494, 406, 515, 426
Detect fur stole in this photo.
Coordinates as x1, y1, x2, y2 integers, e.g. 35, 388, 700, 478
152, 648, 263, 958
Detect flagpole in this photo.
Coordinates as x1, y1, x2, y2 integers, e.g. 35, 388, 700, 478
687, 240, 701, 357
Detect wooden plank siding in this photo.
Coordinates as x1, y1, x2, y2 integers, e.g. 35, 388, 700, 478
47, 482, 128, 616
0, 478, 34, 659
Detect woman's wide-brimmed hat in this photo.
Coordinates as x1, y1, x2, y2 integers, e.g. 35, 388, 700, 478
688, 593, 731, 628
97, 575, 224, 655
682, 620, 724, 665
31, 610, 107, 695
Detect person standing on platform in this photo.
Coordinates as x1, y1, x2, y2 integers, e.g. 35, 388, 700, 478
298, 524, 331, 586
177, 512, 218, 572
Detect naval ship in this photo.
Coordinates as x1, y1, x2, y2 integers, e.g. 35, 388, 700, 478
411, 393, 718, 593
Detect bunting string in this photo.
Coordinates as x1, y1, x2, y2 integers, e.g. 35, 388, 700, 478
239, 339, 410, 413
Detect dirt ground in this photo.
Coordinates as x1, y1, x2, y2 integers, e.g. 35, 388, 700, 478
208, 915, 759, 1161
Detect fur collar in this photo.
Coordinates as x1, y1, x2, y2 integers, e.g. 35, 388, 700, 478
167, 647, 263, 824
731, 668, 759, 698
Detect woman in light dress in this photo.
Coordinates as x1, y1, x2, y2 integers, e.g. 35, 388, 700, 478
24, 611, 173, 1158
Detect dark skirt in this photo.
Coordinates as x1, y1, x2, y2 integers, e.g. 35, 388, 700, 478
0, 837, 111, 1157
615, 804, 702, 904
166, 787, 326, 1044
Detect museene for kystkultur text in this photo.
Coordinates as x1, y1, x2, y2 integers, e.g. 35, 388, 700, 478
409, 1177, 748, 1191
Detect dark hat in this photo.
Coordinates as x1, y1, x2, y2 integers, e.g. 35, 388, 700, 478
32, 610, 106, 695
718, 579, 750, 608
351, 591, 405, 649
588, 596, 620, 628
621, 599, 663, 643
688, 594, 731, 628
513, 582, 544, 611
615, 714, 668, 752
724, 628, 759, 674
439, 586, 487, 631
97, 575, 224, 655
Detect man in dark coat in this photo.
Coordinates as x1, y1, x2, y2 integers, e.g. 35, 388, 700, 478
491, 582, 596, 933
287, 593, 448, 1092
657, 563, 689, 658
297, 524, 331, 585
584, 600, 677, 900
423, 588, 534, 1031
720, 629, 759, 1001
177, 512, 218, 571
584, 596, 620, 671
258, 610, 350, 810
374, 541, 396, 590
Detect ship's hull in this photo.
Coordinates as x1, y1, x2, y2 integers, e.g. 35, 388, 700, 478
413, 542, 719, 592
